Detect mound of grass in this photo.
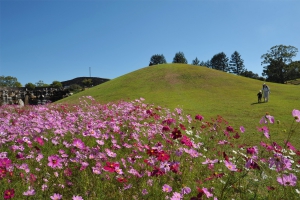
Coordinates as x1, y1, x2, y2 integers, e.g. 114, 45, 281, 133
58, 64, 300, 146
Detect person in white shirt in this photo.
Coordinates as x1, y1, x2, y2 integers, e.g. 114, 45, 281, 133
262, 83, 270, 102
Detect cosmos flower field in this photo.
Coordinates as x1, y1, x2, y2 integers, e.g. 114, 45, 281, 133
0, 96, 300, 199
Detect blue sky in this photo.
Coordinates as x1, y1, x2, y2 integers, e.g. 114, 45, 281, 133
1, 0, 300, 86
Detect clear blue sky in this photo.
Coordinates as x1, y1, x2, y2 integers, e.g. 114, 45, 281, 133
1, 0, 300, 86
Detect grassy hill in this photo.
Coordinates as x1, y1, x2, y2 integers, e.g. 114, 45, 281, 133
58, 64, 300, 146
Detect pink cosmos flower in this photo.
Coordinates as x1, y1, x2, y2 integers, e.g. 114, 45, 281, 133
203, 187, 213, 198
277, 173, 297, 186
105, 149, 117, 158
239, 126, 245, 133
292, 109, 300, 122
142, 189, 148, 195
269, 153, 292, 172
186, 148, 200, 158
181, 186, 191, 195
23, 187, 35, 196
260, 113, 274, 124
48, 155, 63, 169
50, 193, 62, 200
72, 195, 84, 200
202, 158, 218, 165
257, 126, 270, 139
224, 160, 238, 171
73, 138, 85, 149
218, 140, 228, 145
170, 192, 182, 200
162, 184, 172, 193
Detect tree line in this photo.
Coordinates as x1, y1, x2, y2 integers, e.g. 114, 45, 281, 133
149, 45, 300, 83
0, 77, 93, 93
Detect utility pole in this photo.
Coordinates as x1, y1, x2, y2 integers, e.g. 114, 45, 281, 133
89, 67, 91, 77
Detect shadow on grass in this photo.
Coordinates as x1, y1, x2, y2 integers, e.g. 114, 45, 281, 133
251, 102, 267, 105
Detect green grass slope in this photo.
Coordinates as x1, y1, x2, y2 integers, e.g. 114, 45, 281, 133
59, 64, 300, 145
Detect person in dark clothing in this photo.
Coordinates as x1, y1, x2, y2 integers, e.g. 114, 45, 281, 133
257, 90, 262, 103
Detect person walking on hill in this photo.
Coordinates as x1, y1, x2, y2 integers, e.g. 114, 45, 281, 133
262, 83, 270, 102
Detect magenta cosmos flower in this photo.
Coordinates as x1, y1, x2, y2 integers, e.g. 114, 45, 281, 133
195, 114, 204, 121
277, 173, 297, 186
48, 155, 63, 169
103, 162, 119, 173
0, 158, 12, 168
292, 109, 300, 122
3, 189, 15, 199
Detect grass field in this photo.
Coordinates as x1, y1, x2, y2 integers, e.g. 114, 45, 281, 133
59, 63, 300, 147
1, 65, 300, 199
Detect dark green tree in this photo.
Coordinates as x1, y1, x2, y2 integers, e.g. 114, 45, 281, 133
200, 60, 211, 68
287, 61, 300, 80
82, 79, 93, 87
229, 51, 245, 75
240, 70, 262, 80
25, 82, 36, 90
210, 52, 229, 72
191, 57, 200, 65
172, 52, 188, 64
149, 54, 167, 66
261, 45, 298, 83
0, 76, 22, 87
51, 81, 63, 88
68, 84, 82, 92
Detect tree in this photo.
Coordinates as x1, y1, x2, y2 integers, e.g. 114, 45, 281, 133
287, 61, 300, 80
191, 57, 200, 65
82, 79, 93, 87
200, 60, 211, 68
69, 84, 82, 92
261, 45, 298, 83
229, 51, 245, 75
172, 52, 188, 64
210, 52, 229, 72
240, 70, 265, 81
51, 81, 63, 88
149, 54, 167, 66
35, 80, 49, 87
0, 76, 22, 87
25, 82, 36, 90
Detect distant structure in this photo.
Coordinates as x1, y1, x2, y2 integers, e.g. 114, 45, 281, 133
0, 77, 110, 106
